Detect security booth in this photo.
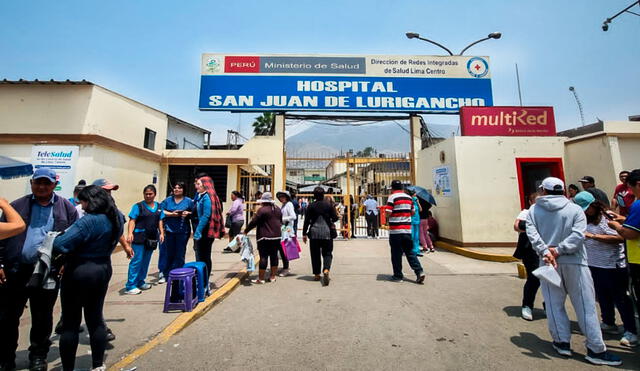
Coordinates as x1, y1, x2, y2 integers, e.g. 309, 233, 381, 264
417, 106, 566, 247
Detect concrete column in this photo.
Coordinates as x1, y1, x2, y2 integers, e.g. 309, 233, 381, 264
274, 114, 286, 193
409, 115, 422, 184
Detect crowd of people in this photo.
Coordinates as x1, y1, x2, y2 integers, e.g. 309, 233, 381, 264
0, 165, 444, 370
513, 170, 640, 366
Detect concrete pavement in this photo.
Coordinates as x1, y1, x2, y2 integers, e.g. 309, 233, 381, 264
14, 238, 247, 371
130, 238, 640, 370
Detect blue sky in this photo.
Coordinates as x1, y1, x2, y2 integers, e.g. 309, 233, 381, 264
1, 1, 638, 143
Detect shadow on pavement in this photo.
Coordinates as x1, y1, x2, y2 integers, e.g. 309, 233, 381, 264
503, 305, 546, 321
296, 275, 319, 282
510, 332, 565, 360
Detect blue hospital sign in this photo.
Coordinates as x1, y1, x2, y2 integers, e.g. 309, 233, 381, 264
199, 54, 493, 113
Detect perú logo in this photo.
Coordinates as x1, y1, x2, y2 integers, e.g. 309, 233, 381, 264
467, 57, 488, 78
206, 57, 221, 72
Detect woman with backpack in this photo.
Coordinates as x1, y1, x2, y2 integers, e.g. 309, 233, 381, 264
125, 185, 164, 295
303, 187, 339, 286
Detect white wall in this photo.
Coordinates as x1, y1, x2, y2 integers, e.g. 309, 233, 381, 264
167, 121, 206, 149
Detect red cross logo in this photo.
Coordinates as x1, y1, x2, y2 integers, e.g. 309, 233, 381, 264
474, 64, 481, 71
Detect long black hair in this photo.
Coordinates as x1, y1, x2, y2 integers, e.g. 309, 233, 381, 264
585, 200, 607, 225
78, 185, 123, 245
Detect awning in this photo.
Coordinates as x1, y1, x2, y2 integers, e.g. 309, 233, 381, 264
0, 156, 33, 179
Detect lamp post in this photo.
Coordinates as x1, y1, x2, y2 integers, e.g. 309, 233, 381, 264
405, 32, 501, 55
602, 1, 640, 31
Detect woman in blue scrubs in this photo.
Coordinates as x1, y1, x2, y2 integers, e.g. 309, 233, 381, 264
158, 182, 194, 283
125, 185, 164, 295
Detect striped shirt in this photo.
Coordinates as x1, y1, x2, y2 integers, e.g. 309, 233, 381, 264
387, 191, 413, 234
585, 217, 626, 269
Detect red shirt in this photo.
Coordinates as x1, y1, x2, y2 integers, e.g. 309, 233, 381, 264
614, 183, 635, 216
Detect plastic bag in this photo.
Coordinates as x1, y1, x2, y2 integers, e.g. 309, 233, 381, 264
532, 264, 562, 288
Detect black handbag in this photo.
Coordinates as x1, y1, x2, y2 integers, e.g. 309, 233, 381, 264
224, 214, 233, 228
144, 238, 159, 251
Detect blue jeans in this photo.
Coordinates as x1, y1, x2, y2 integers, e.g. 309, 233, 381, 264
125, 244, 153, 291
159, 232, 189, 278
389, 234, 423, 279
411, 223, 421, 255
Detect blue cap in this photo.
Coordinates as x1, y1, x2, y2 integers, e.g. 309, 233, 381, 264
574, 191, 595, 211
32, 167, 57, 183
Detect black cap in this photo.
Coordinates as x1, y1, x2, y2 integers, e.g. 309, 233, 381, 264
578, 176, 595, 184
391, 180, 403, 190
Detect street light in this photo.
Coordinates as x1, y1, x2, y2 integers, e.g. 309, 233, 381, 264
405, 32, 501, 55
602, 1, 640, 31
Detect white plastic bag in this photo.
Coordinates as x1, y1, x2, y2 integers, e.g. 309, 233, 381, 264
532, 264, 562, 288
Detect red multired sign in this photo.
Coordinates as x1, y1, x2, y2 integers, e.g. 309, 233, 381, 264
460, 106, 556, 136
224, 56, 260, 73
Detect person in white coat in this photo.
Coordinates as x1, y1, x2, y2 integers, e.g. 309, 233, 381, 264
277, 191, 296, 277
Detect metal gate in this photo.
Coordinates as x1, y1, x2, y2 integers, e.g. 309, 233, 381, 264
286, 151, 413, 238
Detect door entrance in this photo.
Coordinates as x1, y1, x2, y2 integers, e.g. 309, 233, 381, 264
516, 158, 565, 209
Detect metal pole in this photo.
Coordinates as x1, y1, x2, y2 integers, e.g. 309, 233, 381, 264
569, 87, 586, 127
515, 63, 523, 106
346, 154, 352, 239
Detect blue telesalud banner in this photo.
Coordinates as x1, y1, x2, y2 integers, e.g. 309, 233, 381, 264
199, 54, 493, 113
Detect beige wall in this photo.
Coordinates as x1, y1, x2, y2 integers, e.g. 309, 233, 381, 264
163, 118, 285, 209
455, 136, 565, 244
416, 138, 463, 242
86, 86, 168, 155
0, 143, 159, 214
618, 137, 640, 173
0, 85, 91, 134
564, 136, 617, 196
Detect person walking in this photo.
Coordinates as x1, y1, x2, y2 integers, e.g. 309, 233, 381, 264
363, 195, 379, 239
385, 180, 425, 284
526, 177, 621, 365
225, 191, 245, 244
276, 191, 294, 277
125, 185, 164, 295
579, 175, 610, 208
407, 189, 423, 257
607, 169, 640, 323
52, 186, 124, 371
513, 193, 540, 321
290, 190, 301, 236
0, 168, 78, 371
612, 170, 634, 216
0, 198, 25, 240
417, 197, 435, 253
302, 187, 339, 285
244, 192, 282, 284
574, 191, 638, 347
158, 182, 194, 283
193, 176, 224, 279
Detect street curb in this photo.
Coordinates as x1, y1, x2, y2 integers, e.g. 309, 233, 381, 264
108, 269, 249, 371
435, 241, 519, 263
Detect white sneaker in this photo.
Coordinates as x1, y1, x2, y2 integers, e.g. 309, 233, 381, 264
158, 272, 164, 280
521, 306, 533, 321
91, 365, 106, 371
620, 331, 639, 347
158, 277, 166, 284
139, 283, 152, 290
125, 288, 141, 295
278, 269, 290, 277
600, 322, 620, 334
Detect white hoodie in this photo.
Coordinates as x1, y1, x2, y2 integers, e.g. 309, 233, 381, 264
526, 195, 587, 266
